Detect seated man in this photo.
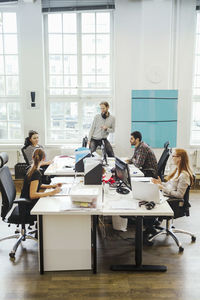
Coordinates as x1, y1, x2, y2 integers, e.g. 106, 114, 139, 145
126, 131, 158, 178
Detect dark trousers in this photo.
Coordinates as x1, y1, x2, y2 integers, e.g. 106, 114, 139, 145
90, 138, 114, 157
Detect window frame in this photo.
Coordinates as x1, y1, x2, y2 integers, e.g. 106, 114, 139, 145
44, 10, 114, 145
0, 9, 23, 144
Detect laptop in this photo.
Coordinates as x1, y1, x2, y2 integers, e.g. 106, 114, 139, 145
132, 181, 168, 204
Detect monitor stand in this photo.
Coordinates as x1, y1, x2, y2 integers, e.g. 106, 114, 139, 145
116, 182, 130, 194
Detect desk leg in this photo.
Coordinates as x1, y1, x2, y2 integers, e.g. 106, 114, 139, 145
92, 215, 97, 274
39, 215, 44, 275
111, 216, 167, 272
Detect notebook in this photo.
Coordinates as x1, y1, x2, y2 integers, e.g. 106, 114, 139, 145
132, 181, 168, 204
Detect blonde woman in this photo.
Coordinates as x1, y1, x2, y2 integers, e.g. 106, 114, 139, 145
152, 148, 193, 198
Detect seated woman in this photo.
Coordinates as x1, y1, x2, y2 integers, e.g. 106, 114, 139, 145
152, 148, 193, 198
21, 148, 62, 211
23, 130, 52, 167
143, 148, 193, 241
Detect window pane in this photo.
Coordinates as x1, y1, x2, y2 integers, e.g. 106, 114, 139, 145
48, 14, 62, 33
49, 55, 63, 74
49, 34, 62, 54
64, 55, 77, 74
8, 102, 20, 120
195, 55, 200, 75
96, 13, 110, 33
63, 35, 77, 54
0, 35, 3, 54
82, 13, 95, 33
82, 102, 99, 132
3, 13, 17, 33
4, 34, 18, 54
64, 76, 77, 87
8, 122, 21, 139
6, 76, 19, 95
82, 55, 95, 74
0, 14, 2, 33
82, 34, 95, 54
97, 55, 109, 74
96, 34, 110, 54
82, 75, 95, 88
0, 122, 7, 139
96, 75, 110, 88
5, 55, 18, 74
63, 13, 76, 33
50, 88, 63, 96
0, 56, 4, 74
0, 103, 7, 120
0, 76, 5, 95
50, 75, 63, 88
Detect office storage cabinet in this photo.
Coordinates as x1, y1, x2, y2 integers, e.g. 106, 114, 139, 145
131, 90, 178, 148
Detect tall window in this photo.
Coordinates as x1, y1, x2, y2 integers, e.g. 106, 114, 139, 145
0, 12, 21, 142
191, 12, 200, 144
45, 11, 113, 144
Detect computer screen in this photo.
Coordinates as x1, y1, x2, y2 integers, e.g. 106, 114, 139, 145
115, 157, 132, 191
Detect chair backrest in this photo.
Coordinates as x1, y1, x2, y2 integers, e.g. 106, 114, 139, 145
0, 153, 16, 220
157, 141, 171, 181
21, 146, 30, 166
82, 136, 88, 148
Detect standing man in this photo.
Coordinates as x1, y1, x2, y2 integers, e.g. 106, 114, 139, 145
127, 131, 158, 178
88, 101, 115, 157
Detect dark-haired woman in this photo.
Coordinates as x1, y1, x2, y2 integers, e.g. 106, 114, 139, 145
23, 130, 52, 167
21, 149, 61, 210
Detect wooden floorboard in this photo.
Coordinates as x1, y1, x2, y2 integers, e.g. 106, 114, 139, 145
0, 191, 200, 300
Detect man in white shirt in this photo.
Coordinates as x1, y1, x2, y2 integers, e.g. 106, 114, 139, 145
88, 102, 115, 157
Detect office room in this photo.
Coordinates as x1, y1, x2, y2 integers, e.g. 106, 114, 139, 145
0, 0, 200, 299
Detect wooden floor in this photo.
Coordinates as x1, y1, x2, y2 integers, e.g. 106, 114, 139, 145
0, 191, 200, 300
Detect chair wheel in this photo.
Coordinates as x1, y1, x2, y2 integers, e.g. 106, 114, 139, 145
143, 232, 154, 246
179, 246, 184, 253
192, 236, 196, 242
9, 252, 15, 259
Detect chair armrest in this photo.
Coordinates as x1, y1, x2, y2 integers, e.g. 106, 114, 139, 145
167, 197, 184, 203
14, 198, 32, 205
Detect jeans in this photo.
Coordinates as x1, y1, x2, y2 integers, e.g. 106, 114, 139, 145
89, 138, 114, 157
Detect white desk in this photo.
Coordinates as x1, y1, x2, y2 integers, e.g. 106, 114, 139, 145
31, 184, 102, 273
31, 183, 173, 274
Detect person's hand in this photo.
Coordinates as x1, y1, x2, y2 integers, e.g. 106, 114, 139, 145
52, 183, 62, 188
50, 187, 61, 195
101, 125, 108, 131
151, 176, 162, 185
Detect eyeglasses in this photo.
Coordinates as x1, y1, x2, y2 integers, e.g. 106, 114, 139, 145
172, 155, 179, 158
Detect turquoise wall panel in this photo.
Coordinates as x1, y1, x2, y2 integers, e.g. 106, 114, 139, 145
131, 121, 177, 148
132, 90, 178, 99
131, 98, 177, 121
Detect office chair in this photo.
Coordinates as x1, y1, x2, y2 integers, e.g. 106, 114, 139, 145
82, 136, 88, 148
146, 185, 196, 252
0, 152, 37, 259
21, 146, 51, 184
21, 145, 30, 166
157, 141, 171, 181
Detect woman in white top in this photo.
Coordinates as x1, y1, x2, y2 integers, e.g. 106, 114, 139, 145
152, 148, 193, 198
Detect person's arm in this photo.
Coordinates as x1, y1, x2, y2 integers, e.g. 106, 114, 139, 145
106, 116, 115, 133
162, 173, 189, 198
40, 183, 62, 189
40, 160, 53, 166
88, 116, 97, 142
29, 180, 61, 199
132, 147, 147, 169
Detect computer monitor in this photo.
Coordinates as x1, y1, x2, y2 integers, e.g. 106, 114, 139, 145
115, 157, 132, 194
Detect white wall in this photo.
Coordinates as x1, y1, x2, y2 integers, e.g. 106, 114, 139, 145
0, 0, 197, 168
